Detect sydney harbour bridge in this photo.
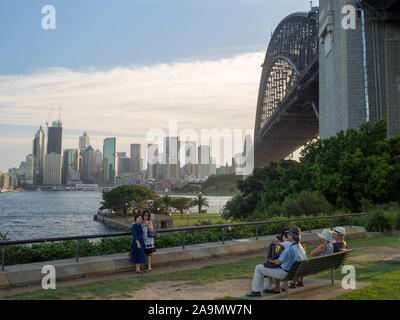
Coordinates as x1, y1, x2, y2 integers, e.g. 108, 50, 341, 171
253, 8, 319, 168
252, 0, 400, 169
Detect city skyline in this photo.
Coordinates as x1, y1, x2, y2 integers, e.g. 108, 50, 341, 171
0, 0, 314, 171
5, 124, 243, 173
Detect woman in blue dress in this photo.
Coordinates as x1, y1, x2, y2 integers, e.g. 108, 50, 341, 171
130, 213, 146, 274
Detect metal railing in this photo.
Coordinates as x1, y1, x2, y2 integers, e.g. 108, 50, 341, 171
0, 213, 365, 271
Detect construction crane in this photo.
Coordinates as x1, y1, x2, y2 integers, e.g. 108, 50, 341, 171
58, 104, 62, 124
46, 106, 53, 128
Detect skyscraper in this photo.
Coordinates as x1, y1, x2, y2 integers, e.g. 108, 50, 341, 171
163, 137, 180, 179
184, 141, 197, 178
130, 144, 142, 174
0, 171, 9, 190
197, 145, 211, 179
82, 145, 95, 179
117, 152, 131, 176
79, 132, 90, 151
47, 120, 62, 154
44, 121, 62, 185
32, 126, 46, 185
147, 144, 160, 180
62, 149, 80, 185
25, 154, 34, 185
103, 138, 116, 185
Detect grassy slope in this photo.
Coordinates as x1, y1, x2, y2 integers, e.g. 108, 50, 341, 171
5, 236, 400, 300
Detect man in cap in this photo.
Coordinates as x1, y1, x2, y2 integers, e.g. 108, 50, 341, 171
246, 226, 306, 297
332, 227, 347, 252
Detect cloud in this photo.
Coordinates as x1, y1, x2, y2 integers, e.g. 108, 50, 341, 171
0, 51, 264, 170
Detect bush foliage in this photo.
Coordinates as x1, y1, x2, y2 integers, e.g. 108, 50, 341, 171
222, 120, 400, 219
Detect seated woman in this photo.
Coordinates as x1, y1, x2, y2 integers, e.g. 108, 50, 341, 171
311, 229, 334, 257
332, 227, 347, 252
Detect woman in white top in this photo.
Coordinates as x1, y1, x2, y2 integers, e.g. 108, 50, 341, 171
141, 211, 156, 272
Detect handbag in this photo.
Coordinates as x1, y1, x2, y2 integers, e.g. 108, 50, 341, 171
264, 261, 280, 268
148, 231, 158, 238
264, 241, 283, 268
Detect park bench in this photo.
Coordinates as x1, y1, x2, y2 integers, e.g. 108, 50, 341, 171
279, 249, 354, 298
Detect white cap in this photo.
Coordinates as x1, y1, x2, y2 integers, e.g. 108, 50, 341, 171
333, 227, 346, 235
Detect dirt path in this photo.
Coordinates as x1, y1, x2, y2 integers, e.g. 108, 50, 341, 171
349, 246, 400, 262
114, 279, 252, 300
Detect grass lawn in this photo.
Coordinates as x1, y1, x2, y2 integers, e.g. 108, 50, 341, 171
5, 236, 400, 300
170, 213, 222, 227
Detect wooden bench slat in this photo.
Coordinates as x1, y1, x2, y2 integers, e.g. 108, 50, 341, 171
282, 249, 354, 281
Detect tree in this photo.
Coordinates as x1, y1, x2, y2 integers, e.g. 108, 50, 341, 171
149, 198, 168, 215
162, 194, 172, 208
170, 197, 194, 217
100, 185, 158, 218
223, 119, 400, 218
193, 193, 209, 213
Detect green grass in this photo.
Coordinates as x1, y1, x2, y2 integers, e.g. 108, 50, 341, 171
5, 236, 400, 300
170, 213, 221, 227
313, 260, 400, 300
8, 278, 146, 300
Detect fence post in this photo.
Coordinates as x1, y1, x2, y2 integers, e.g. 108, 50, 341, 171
256, 226, 259, 240
309, 219, 313, 233
1, 246, 6, 272
349, 216, 353, 228
222, 227, 225, 245
76, 239, 82, 263
182, 231, 186, 250
330, 218, 334, 231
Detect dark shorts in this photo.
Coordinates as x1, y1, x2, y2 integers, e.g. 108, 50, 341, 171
145, 247, 156, 254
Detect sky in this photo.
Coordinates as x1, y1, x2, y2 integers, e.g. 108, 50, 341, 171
0, 0, 317, 171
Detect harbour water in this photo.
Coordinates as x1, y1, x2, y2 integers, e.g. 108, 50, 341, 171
0, 191, 231, 241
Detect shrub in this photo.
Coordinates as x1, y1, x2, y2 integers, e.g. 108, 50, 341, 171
365, 209, 395, 232
265, 191, 333, 218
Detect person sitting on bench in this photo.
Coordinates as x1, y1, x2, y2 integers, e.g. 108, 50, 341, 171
246, 226, 306, 297
311, 229, 334, 257
332, 227, 347, 252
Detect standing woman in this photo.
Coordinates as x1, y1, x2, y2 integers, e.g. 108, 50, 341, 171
141, 210, 156, 272
130, 213, 146, 274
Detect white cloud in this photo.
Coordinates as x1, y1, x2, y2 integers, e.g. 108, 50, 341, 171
0, 51, 264, 169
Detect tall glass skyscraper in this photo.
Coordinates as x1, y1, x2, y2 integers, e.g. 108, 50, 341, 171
130, 143, 142, 174
47, 121, 62, 154
103, 138, 116, 185
32, 126, 46, 185
43, 121, 63, 185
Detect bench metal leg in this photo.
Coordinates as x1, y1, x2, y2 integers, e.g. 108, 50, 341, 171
285, 281, 289, 298
331, 269, 334, 285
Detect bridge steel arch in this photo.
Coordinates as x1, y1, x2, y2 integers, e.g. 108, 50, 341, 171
253, 10, 319, 168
